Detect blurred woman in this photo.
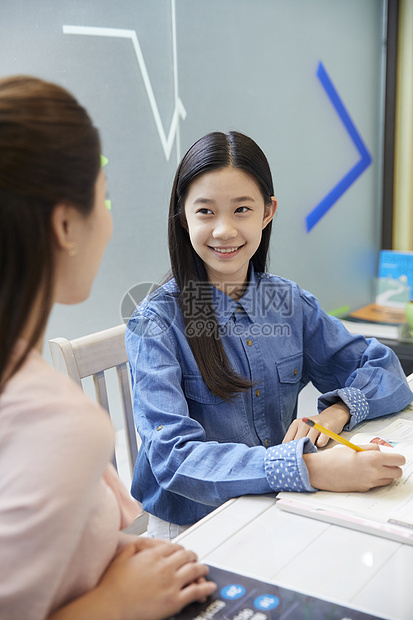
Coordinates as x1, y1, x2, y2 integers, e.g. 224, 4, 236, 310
0, 75, 215, 620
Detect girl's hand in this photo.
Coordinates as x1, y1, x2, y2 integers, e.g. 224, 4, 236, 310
49, 537, 217, 620
282, 401, 351, 447
304, 444, 406, 492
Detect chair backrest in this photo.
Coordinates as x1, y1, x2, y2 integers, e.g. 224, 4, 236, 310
49, 324, 138, 478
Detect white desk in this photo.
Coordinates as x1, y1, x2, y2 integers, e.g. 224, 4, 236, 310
176, 377, 413, 619
176, 493, 413, 620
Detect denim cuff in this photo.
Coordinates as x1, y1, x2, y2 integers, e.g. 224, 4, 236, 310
318, 386, 369, 431
264, 437, 317, 493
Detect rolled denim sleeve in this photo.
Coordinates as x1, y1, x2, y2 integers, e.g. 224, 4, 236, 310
265, 437, 317, 493
300, 291, 413, 428
316, 338, 413, 430
318, 386, 369, 430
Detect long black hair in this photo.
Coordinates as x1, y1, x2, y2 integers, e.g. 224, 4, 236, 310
168, 131, 274, 399
0, 76, 101, 388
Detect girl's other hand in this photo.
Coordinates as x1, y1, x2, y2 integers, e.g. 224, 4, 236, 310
303, 443, 405, 492
282, 401, 351, 447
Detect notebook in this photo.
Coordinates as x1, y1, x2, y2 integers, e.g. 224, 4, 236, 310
277, 408, 413, 546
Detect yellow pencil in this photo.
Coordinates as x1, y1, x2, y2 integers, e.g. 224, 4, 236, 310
302, 417, 365, 452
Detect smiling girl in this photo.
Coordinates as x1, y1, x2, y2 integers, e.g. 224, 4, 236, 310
126, 131, 412, 540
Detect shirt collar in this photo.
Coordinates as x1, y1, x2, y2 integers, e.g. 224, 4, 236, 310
211, 264, 261, 326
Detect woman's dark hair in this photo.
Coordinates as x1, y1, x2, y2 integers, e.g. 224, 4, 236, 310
168, 131, 274, 400
0, 75, 101, 388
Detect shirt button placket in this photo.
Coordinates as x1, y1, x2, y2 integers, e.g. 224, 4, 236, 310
245, 337, 265, 445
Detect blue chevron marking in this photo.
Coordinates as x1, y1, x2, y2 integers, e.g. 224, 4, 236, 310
306, 62, 372, 232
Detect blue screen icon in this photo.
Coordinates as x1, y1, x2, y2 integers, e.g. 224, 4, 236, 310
253, 594, 280, 610
220, 584, 246, 600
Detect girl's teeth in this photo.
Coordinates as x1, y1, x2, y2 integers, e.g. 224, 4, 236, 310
215, 247, 238, 253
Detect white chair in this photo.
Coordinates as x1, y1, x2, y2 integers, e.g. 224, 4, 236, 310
49, 324, 148, 534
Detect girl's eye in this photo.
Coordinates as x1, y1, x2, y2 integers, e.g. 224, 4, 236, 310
235, 206, 250, 213
196, 208, 213, 215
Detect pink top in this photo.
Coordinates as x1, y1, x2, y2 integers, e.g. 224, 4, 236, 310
0, 348, 140, 619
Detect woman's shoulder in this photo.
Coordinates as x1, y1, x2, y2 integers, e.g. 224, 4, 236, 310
5, 347, 85, 399
1, 349, 114, 451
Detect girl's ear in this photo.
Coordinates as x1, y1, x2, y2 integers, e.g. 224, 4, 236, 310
262, 197, 277, 229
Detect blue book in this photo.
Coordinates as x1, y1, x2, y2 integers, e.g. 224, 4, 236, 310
378, 250, 413, 301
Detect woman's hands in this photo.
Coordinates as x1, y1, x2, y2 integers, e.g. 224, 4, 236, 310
283, 401, 351, 447
49, 537, 216, 620
303, 444, 405, 492
96, 537, 216, 620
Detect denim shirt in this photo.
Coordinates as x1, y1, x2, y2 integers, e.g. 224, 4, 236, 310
126, 268, 413, 525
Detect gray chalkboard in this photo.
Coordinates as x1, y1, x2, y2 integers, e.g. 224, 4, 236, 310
0, 0, 386, 440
